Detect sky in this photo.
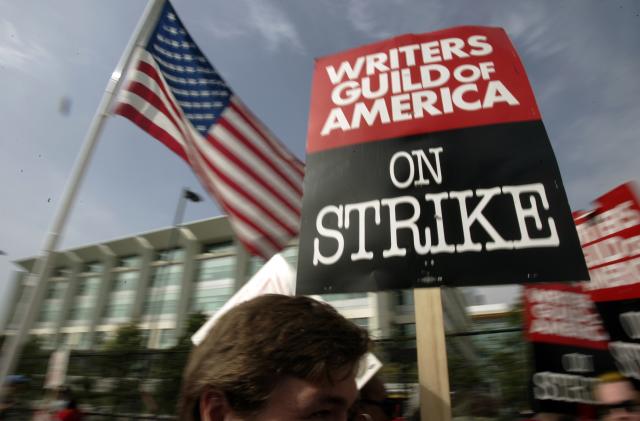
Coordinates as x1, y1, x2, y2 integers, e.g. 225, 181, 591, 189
0, 0, 639, 320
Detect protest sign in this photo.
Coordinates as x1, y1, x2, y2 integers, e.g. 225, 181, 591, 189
576, 182, 640, 382
44, 349, 70, 389
524, 283, 614, 415
296, 26, 588, 294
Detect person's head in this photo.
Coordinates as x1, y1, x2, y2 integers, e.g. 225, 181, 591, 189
594, 372, 640, 421
350, 376, 394, 421
178, 294, 370, 421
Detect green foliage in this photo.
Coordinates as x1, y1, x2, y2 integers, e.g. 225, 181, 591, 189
102, 322, 146, 352
153, 312, 207, 414
176, 311, 208, 348
486, 305, 531, 420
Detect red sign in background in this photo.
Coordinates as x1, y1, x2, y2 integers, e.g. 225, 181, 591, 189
525, 283, 609, 350
575, 183, 640, 302
307, 26, 541, 153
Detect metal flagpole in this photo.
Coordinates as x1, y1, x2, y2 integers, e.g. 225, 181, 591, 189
0, 0, 166, 397
146, 188, 200, 349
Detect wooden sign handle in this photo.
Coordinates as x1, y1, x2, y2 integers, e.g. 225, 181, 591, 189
414, 287, 452, 421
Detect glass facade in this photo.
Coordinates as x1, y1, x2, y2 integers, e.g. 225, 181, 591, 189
248, 245, 298, 276
112, 271, 138, 291
191, 255, 235, 314
66, 276, 100, 325
118, 255, 140, 269
102, 271, 138, 322
156, 248, 184, 262
202, 242, 234, 254
351, 317, 369, 329
37, 280, 67, 325
84, 261, 103, 274
150, 264, 182, 288
46, 281, 66, 299
158, 329, 176, 349
143, 263, 183, 317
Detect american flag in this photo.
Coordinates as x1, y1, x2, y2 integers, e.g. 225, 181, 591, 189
114, 1, 304, 259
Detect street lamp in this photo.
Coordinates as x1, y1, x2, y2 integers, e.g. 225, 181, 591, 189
148, 188, 202, 350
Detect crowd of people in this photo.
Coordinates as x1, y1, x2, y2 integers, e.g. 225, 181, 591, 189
1, 294, 639, 420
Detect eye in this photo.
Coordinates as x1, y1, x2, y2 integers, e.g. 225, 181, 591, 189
306, 409, 333, 419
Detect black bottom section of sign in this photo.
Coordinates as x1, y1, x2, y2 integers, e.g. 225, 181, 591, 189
531, 343, 615, 415
297, 121, 588, 294
595, 299, 640, 388
596, 298, 640, 343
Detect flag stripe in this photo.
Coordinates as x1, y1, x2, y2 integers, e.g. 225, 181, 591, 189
217, 118, 302, 200
192, 131, 300, 223
230, 99, 304, 176
115, 83, 185, 150
210, 120, 302, 206
187, 146, 288, 253
206, 130, 301, 217
114, 102, 187, 162
221, 107, 303, 193
136, 59, 184, 122
193, 151, 298, 236
186, 144, 279, 258
114, 1, 303, 259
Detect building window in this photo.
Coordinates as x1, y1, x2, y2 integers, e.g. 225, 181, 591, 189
77, 332, 91, 350
401, 323, 416, 337
191, 285, 233, 314
144, 298, 178, 316
104, 303, 132, 320
281, 246, 298, 268
396, 289, 414, 306
249, 256, 265, 276
46, 282, 66, 299
37, 301, 61, 323
84, 261, 103, 274
76, 277, 100, 296
94, 331, 107, 347
139, 329, 150, 347
351, 318, 369, 330
151, 265, 183, 287
68, 306, 92, 322
158, 329, 176, 349
156, 248, 184, 262
52, 267, 69, 278
197, 257, 234, 282
112, 271, 138, 291
202, 242, 234, 254
117, 255, 140, 269
248, 246, 297, 276
322, 293, 367, 301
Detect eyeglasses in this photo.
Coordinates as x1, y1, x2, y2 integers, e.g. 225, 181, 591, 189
597, 400, 640, 418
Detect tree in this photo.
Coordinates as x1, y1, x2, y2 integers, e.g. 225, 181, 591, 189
102, 322, 146, 352
485, 304, 531, 420
100, 322, 147, 414
154, 312, 208, 415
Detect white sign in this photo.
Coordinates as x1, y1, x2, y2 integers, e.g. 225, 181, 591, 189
44, 349, 69, 389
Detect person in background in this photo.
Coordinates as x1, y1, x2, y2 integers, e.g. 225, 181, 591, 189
594, 372, 640, 421
178, 294, 370, 421
350, 376, 396, 421
55, 399, 82, 421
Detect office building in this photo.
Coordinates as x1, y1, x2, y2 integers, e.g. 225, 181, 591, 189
1, 216, 472, 353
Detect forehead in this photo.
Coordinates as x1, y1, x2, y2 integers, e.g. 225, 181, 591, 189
262, 374, 359, 415
596, 381, 637, 404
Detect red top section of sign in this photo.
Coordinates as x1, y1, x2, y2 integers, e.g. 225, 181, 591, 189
306, 26, 541, 154
575, 182, 640, 302
524, 283, 609, 350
